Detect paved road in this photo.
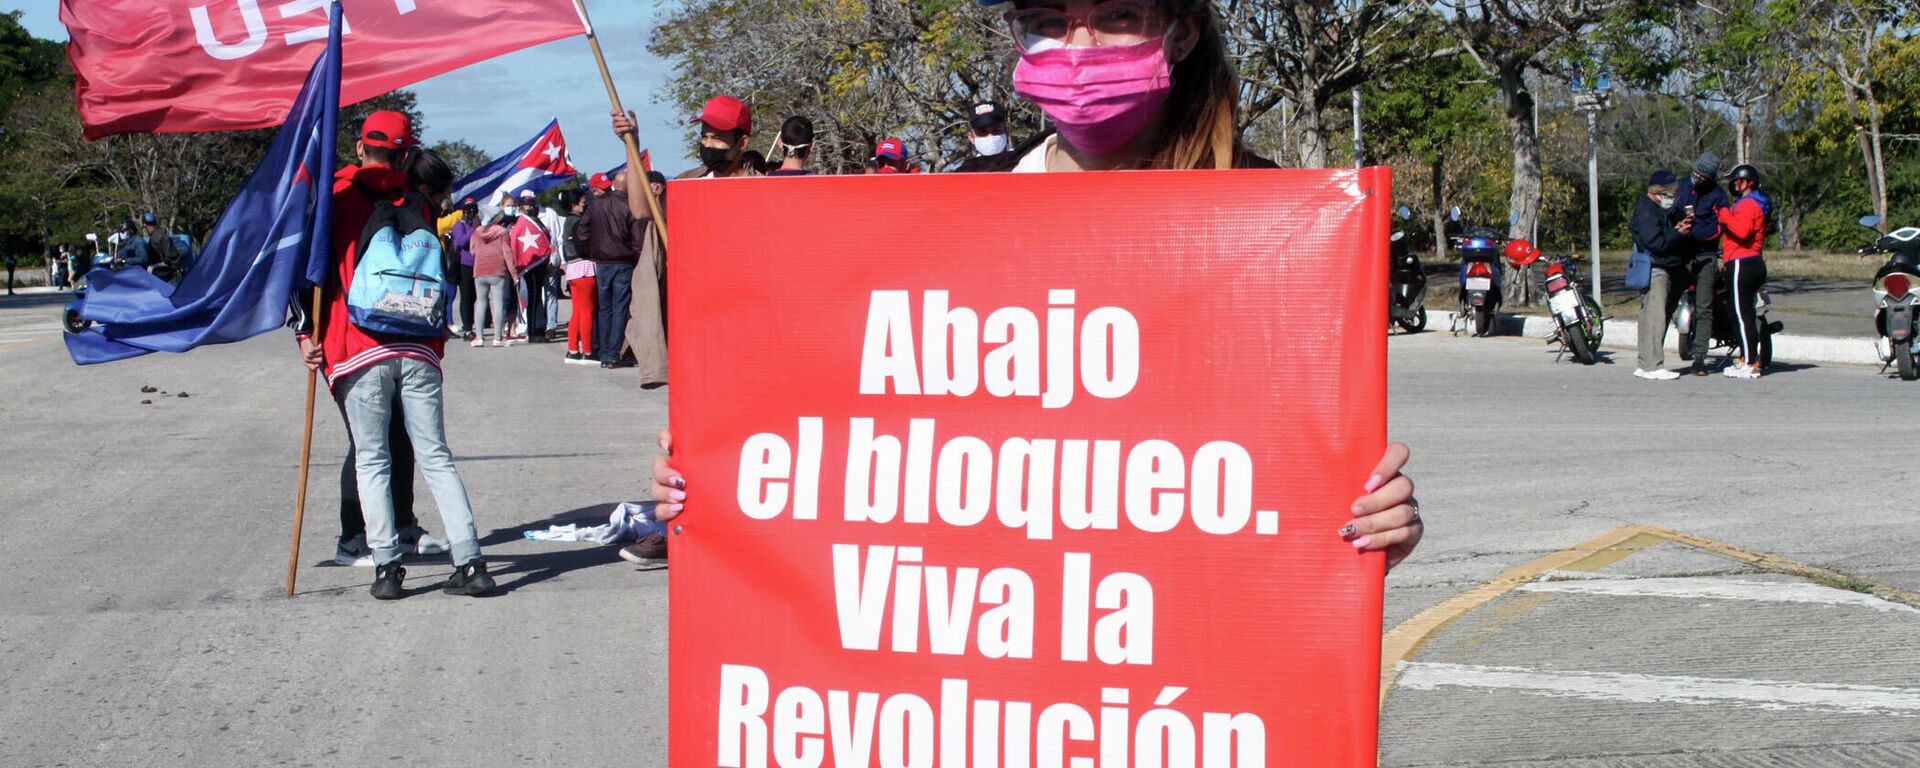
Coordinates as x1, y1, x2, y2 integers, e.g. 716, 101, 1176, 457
1, 291, 1913, 766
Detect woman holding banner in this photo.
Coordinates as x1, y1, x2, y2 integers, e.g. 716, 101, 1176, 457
622, 0, 1423, 568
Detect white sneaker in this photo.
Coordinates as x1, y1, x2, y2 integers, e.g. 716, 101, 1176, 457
398, 526, 449, 555
490, 338, 503, 347
469, 337, 483, 348
334, 535, 375, 567
502, 338, 516, 347
1633, 368, 1680, 380
1722, 363, 1760, 379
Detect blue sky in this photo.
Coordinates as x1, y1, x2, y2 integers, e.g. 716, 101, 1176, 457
6, 1, 694, 176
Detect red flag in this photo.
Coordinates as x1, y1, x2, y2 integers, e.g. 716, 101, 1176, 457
61, 0, 586, 139
637, 149, 652, 174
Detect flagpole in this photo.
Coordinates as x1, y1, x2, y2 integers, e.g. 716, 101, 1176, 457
570, 0, 670, 250
288, 0, 343, 597
286, 288, 322, 597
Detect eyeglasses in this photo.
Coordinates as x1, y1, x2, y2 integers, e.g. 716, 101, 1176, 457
1004, 0, 1166, 52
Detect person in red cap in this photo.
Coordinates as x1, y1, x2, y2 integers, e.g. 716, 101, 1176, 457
869, 137, 912, 174
295, 110, 493, 599
587, 172, 612, 197
609, 95, 761, 181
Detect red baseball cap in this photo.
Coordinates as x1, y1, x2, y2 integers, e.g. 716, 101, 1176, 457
588, 173, 612, 190
690, 95, 751, 134
360, 110, 416, 149
874, 138, 905, 160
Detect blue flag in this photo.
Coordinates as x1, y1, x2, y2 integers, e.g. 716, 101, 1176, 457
65, 3, 341, 365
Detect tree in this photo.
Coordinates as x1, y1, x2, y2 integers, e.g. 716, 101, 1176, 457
1363, 41, 1501, 255
429, 139, 492, 180
651, 0, 1035, 173
1221, 0, 1429, 167
1437, 0, 1649, 247
1783, 0, 1915, 229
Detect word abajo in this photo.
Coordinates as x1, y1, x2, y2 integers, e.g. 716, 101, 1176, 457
859, 289, 1140, 409
737, 417, 1282, 541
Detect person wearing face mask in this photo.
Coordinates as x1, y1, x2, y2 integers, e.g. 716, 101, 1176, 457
1715, 164, 1771, 379
955, 101, 1018, 172
1630, 169, 1695, 380
639, 95, 762, 181
768, 115, 817, 177
1673, 152, 1731, 374
637, 0, 1424, 572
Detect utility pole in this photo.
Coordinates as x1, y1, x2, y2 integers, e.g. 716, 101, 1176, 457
1573, 73, 1613, 307
1351, 89, 1364, 169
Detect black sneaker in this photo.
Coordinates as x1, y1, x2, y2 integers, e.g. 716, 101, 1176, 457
618, 534, 669, 563
371, 562, 406, 600
444, 560, 495, 596
599, 360, 613, 369
565, 351, 582, 363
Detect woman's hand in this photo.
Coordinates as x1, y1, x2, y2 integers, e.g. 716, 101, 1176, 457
1341, 442, 1422, 571
650, 429, 686, 521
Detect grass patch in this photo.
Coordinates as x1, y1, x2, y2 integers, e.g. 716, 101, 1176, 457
1806, 570, 1878, 594
1588, 249, 1879, 284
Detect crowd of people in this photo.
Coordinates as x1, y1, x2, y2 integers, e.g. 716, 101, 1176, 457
1630, 152, 1772, 381
285, 0, 1437, 601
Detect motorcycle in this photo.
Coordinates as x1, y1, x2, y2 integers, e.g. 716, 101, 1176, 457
1535, 250, 1606, 365
62, 233, 196, 336
1673, 264, 1781, 371
1389, 205, 1428, 333
1857, 214, 1920, 380
1449, 209, 1513, 337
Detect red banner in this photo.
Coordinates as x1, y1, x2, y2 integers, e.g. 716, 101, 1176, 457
61, 0, 585, 139
667, 168, 1391, 767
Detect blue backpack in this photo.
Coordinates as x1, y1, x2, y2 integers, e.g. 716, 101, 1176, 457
346, 188, 448, 337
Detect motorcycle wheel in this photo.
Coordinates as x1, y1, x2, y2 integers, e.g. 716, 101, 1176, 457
1473, 306, 1493, 336
1757, 321, 1774, 370
62, 307, 90, 335
1898, 342, 1917, 381
1396, 307, 1428, 334
1583, 295, 1605, 347
1677, 330, 1694, 361
1566, 324, 1597, 365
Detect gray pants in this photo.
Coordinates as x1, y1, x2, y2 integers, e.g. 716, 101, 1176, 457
1687, 255, 1718, 362
336, 357, 481, 567
473, 275, 509, 340
1638, 266, 1681, 370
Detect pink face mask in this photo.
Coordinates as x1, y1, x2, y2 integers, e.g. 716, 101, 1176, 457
1013, 39, 1172, 157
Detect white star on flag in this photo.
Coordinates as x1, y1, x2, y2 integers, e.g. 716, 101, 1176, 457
541, 142, 563, 163
518, 230, 544, 251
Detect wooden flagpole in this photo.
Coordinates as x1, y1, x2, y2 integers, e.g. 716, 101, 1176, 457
570, 0, 670, 251
286, 289, 322, 596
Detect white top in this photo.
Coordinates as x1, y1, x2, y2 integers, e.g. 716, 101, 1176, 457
1011, 135, 1056, 174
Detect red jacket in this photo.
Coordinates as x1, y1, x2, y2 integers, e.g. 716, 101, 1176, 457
1715, 194, 1766, 262
317, 164, 447, 386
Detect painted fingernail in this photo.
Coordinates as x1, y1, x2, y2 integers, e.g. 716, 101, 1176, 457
1364, 474, 1384, 493
1338, 524, 1357, 538
1352, 536, 1374, 549
671, 476, 686, 489
668, 490, 687, 502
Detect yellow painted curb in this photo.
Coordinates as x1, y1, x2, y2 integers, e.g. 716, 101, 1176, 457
1378, 524, 1920, 708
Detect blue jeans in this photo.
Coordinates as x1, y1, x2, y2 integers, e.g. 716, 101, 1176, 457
336, 357, 481, 567
594, 261, 634, 363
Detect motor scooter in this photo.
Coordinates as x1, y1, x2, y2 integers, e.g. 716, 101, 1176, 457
1389, 205, 1428, 333
1673, 267, 1781, 371
62, 233, 195, 336
1856, 214, 1920, 380
1448, 208, 1510, 337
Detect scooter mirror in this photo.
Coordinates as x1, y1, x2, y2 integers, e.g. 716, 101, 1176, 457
1390, 231, 1406, 242
1396, 206, 1411, 220
1449, 206, 1461, 222
1860, 214, 1884, 229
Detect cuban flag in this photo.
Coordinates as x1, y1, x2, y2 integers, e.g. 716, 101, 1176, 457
452, 120, 578, 216
65, 2, 341, 365
603, 150, 652, 181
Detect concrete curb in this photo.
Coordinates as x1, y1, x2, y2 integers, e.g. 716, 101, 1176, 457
1435, 310, 1882, 367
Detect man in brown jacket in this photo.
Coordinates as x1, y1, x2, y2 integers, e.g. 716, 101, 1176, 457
569, 169, 637, 369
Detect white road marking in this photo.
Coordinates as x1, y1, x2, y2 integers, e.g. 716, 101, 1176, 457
1518, 576, 1918, 613
1398, 662, 1920, 716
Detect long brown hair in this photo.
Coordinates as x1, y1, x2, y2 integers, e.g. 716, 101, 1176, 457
1144, 0, 1239, 170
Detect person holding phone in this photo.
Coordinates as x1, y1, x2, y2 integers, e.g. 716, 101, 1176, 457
1674, 153, 1731, 373
1630, 169, 1696, 380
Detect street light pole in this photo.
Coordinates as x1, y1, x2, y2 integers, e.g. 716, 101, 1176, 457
1586, 110, 1602, 306
1573, 74, 1612, 308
